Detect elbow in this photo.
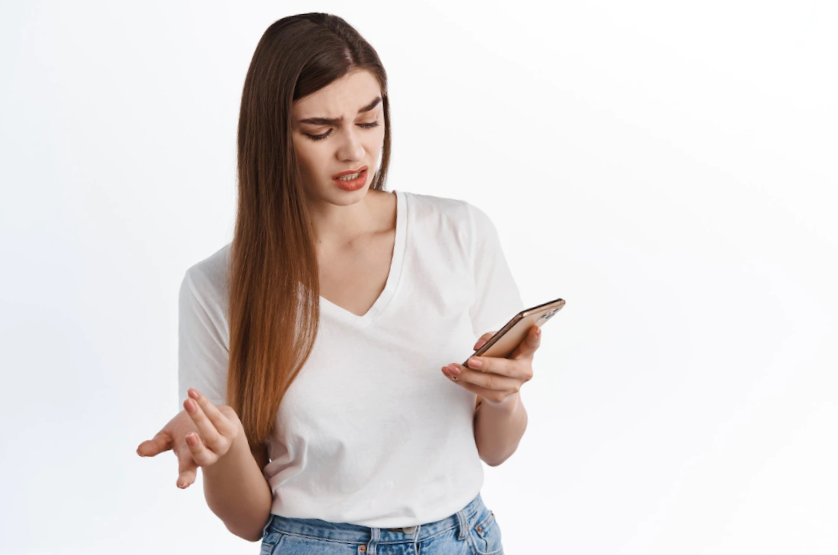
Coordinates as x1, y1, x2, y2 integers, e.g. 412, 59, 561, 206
227, 522, 266, 543
244, 532, 265, 543
225, 512, 271, 543
480, 451, 510, 467
480, 440, 524, 467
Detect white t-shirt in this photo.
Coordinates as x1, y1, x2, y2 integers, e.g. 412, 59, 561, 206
177, 189, 523, 528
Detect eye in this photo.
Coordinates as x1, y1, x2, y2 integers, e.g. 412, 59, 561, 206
305, 121, 380, 142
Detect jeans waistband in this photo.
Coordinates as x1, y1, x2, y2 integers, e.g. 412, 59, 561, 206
263, 492, 485, 546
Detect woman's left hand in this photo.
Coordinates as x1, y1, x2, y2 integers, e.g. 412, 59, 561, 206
442, 324, 541, 408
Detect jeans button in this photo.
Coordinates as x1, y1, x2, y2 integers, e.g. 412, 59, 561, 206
402, 526, 416, 534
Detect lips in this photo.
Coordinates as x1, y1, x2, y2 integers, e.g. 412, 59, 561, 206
332, 166, 367, 179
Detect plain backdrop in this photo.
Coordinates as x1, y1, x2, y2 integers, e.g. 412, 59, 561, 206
1, 1, 836, 554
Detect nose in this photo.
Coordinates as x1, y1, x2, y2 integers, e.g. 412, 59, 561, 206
335, 126, 365, 162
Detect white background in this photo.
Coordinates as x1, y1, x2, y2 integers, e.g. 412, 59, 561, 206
2, 1, 836, 554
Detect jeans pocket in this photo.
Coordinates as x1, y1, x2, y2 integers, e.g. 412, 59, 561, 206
469, 509, 504, 555
260, 531, 285, 555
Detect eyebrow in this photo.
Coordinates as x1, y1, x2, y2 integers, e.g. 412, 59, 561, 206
297, 96, 382, 126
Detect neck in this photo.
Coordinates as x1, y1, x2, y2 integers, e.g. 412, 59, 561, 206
307, 189, 387, 250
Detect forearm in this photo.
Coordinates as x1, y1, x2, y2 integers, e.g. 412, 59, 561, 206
473, 392, 528, 466
201, 432, 273, 542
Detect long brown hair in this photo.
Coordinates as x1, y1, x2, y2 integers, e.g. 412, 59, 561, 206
228, 13, 393, 449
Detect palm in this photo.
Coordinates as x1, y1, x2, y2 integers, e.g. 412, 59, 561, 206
138, 392, 244, 489
137, 410, 200, 488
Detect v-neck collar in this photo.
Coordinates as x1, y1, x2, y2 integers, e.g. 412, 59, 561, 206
318, 189, 407, 328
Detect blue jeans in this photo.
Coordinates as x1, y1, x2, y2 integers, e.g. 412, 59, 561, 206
259, 492, 504, 555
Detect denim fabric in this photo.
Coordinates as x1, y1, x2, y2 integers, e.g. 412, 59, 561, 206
259, 492, 504, 555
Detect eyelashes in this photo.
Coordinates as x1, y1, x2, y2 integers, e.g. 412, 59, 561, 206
305, 121, 380, 142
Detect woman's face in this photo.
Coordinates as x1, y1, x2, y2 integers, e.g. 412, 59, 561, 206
291, 69, 386, 203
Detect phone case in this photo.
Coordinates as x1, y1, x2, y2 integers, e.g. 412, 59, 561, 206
462, 297, 565, 368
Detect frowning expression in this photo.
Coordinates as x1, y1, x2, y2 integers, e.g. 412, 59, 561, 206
291, 69, 386, 200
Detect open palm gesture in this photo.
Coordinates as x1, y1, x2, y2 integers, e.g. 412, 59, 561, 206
136, 388, 243, 488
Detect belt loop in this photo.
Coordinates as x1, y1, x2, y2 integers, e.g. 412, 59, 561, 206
368, 526, 379, 555
413, 524, 421, 553
456, 508, 469, 540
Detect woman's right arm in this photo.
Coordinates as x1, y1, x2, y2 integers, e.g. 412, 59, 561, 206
181, 388, 273, 542
137, 397, 272, 542
169, 269, 272, 540
201, 422, 273, 542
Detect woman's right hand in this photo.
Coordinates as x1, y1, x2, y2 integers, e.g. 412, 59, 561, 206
136, 388, 244, 489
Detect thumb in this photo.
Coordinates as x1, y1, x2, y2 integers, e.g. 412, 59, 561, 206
136, 431, 172, 458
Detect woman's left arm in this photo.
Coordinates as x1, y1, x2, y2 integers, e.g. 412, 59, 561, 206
473, 391, 528, 466
442, 325, 541, 466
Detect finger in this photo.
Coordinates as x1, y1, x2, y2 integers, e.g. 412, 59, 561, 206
464, 353, 519, 378
444, 363, 522, 393
473, 331, 496, 351
187, 389, 238, 447
443, 365, 518, 404
184, 395, 222, 453
185, 430, 220, 467
184, 392, 231, 455
176, 442, 199, 489
136, 430, 173, 457
510, 325, 541, 360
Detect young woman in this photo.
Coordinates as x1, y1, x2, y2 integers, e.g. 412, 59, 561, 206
136, 12, 541, 555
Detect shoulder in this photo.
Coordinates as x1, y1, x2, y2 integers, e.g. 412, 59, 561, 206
399, 190, 473, 227
401, 190, 499, 241
181, 243, 232, 306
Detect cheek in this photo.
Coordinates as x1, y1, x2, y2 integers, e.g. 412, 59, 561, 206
366, 126, 386, 150
292, 141, 322, 175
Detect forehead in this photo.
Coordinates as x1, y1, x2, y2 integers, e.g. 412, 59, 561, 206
293, 70, 382, 118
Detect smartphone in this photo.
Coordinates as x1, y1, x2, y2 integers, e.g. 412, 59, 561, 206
462, 297, 565, 368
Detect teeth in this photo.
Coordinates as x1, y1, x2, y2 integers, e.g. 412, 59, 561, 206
337, 170, 362, 181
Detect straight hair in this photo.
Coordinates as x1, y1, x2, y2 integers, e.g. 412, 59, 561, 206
228, 13, 393, 449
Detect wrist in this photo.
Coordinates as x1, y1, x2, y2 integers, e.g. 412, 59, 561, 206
228, 422, 250, 458
484, 391, 520, 413
202, 424, 250, 477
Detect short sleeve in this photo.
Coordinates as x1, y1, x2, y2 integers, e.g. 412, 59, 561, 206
466, 202, 524, 338
177, 269, 229, 412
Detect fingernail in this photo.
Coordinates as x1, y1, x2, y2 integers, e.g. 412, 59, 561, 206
468, 357, 482, 369
536, 328, 542, 338
449, 365, 461, 375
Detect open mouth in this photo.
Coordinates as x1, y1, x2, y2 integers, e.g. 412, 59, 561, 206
333, 168, 367, 181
